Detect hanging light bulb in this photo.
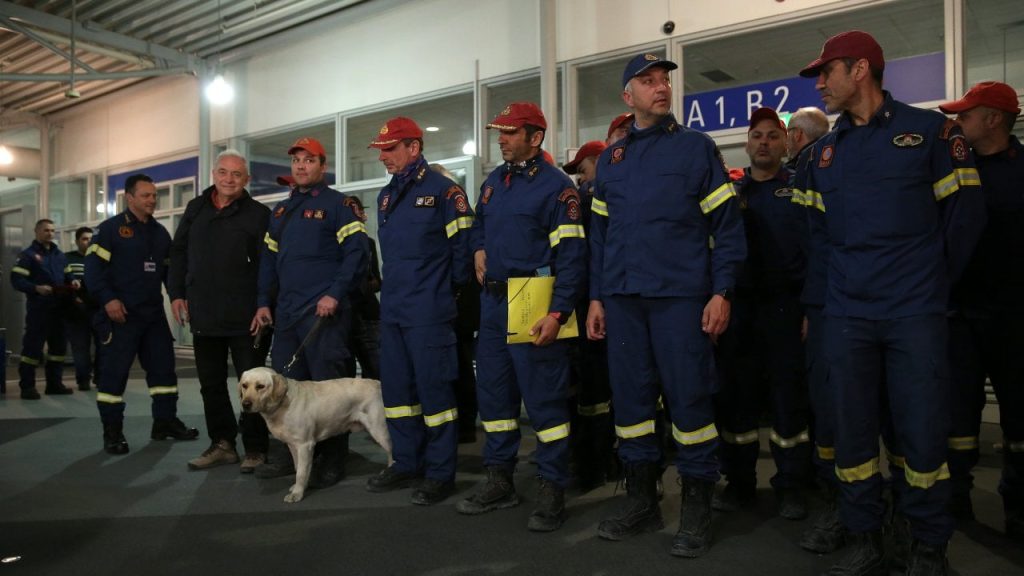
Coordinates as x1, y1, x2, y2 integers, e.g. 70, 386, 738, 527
205, 74, 234, 105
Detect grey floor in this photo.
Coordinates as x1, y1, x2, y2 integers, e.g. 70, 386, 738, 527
1, 355, 1022, 576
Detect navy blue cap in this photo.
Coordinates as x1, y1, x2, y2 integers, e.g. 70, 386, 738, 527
622, 53, 677, 89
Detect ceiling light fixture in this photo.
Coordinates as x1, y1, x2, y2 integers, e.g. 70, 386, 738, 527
205, 0, 234, 105
425, 126, 440, 132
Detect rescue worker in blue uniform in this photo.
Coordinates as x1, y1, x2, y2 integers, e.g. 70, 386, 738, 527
713, 107, 813, 520
562, 140, 617, 490
785, 106, 846, 553
253, 137, 369, 488
795, 31, 986, 576
65, 226, 101, 392
11, 218, 73, 399
86, 174, 199, 454
363, 117, 474, 506
456, 102, 586, 533
938, 81, 1024, 541
588, 53, 747, 558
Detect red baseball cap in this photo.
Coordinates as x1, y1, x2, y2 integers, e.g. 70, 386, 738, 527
486, 102, 547, 131
287, 137, 326, 157
939, 81, 1021, 115
749, 107, 787, 132
800, 30, 885, 78
276, 175, 295, 186
368, 116, 424, 149
542, 150, 555, 165
563, 141, 608, 174
607, 112, 634, 139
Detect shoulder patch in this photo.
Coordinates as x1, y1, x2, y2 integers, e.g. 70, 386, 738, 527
447, 186, 469, 214
818, 144, 835, 168
951, 136, 968, 162
343, 196, 365, 220
610, 146, 625, 164
559, 188, 581, 222
939, 118, 957, 141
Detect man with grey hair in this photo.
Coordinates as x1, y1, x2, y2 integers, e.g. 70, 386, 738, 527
786, 107, 830, 160
169, 149, 272, 471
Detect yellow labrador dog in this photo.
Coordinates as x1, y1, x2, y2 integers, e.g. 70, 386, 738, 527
239, 367, 392, 503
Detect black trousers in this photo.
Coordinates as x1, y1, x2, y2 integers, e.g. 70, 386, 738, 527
193, 333, 270, 453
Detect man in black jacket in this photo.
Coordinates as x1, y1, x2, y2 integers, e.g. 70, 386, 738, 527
169, 150, 272, 471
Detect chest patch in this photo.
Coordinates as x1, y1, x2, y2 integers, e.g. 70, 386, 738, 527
34, 253, 43, 262
274, 206, 286, 218
380, 195, 390, 212
119, 226, 134, 239
818, 144, 835, 169
302, 209, 326, 220
415, 196, 436, 208
892, 133, 924, 147
774, 187, 793, 198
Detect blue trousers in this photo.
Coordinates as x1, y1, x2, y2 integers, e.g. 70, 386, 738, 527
604, 295, 719, 482
714, 290, 812, 489
805, 306, 836, 487
96, 312, 178, 424
380, 322, 459, 482
67, 317, 102, 387
18, 303, 66, 390
270, 312, 352, 380
476, 290, 572, 487
825, 314, 953, 544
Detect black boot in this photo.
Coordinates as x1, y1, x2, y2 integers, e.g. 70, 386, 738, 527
19, 363, 40, 399
889, 511, 912, 570
456, 465, 519, 515
309, 433, 348, 489
150, 417, 199, 440
597, 462, 663, 540
44, 362, 72, 394
905, 540, 948, 576
800, 484, 846, 553
103, 422, 129, 455
821, 530, 885, 576
671, 477, 714, 558
528, 478, 566, 532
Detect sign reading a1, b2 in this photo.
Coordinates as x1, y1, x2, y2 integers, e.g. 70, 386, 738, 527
682, 52, 945, 132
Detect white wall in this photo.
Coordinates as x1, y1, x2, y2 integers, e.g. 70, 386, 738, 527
50, 0, 854, 174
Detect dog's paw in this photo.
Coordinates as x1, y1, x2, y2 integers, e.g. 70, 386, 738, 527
284, 489, 305, 503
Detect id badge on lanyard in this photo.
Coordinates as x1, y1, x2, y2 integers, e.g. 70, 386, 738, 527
144, 259, 156, 273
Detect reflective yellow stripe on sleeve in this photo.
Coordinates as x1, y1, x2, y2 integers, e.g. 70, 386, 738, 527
720, 428, 759, 445
12, 266, 30, 276
86, 244, 112, 261
535, 422, 570, 443
816, 445, 835, 461
149, 387, 178, 396
445, 216, 474, 239
264, 232, 279, 253
483, 419, 519, 433
947, 436, 978, 451
424, 408, 458, 427
770, 428, 811, 448
96, 392, 124, 404
548, 224, 586, 248
673, 422, 719, 446
591, 198, 608, 217
385, 404, 423, 419
804, 189, 825, 212
904, 462, 950, 489
836, 457, 880, 483
616, 419, 656, 439
699, 182, 737, 214
336, 221, 368, 243
932, 167, 979, 202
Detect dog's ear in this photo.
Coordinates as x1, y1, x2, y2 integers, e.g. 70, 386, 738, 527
270, 372, 288, 402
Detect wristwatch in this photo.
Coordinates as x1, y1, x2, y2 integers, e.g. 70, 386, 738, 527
716, 288, 733, 302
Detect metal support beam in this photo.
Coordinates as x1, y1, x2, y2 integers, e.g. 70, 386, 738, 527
539, 0, 557, 160
0, 1, 201, 70
0, 16, 98, 73
198, 73, 211, 193
0, 67, 192, 82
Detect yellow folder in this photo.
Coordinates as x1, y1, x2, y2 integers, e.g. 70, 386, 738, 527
506, 276, 579, 344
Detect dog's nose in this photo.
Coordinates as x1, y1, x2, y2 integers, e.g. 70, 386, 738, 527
241, 400, 252, 411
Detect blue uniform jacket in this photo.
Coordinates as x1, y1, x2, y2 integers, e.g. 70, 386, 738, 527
789, 145, 828, 308
796, 92, 986, 319
10, 240, 68, 308
257, 181, 369, 323
733, 166, 806, 292
590, 114, 746, 300
377, 156, 475, 327
953, 135, 1024, 313
85, 211, 171, 318
470, 153, 587, 316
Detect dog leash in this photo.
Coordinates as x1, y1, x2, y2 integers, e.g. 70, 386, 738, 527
281, 315, 326, 376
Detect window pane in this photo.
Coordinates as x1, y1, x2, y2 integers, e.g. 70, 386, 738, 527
173, 181, 195, 208
966, 0, 1024, 89
247, 122, 336, 197
156, 185, 170, 211
346, 91, 474, 183
577, 50, 665, 144
48, 178, 88, 226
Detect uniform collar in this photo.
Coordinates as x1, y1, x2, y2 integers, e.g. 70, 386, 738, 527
504, 152, 545, 182
835, 91, 896, 132
291, 180, 329, 198
31, 239, 53, 252
396, 156, 429, 189
978, 135, 1023, 161
629, 113, 681, 140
